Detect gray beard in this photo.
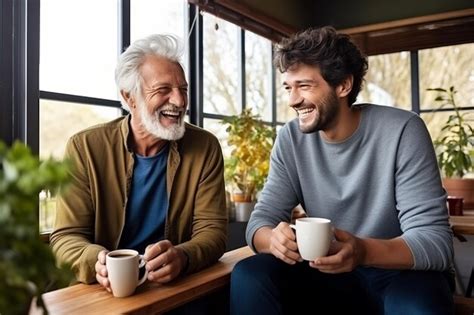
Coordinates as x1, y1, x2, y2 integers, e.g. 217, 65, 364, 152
139, 102, 185, 141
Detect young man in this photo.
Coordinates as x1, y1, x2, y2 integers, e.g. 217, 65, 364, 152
230, 26, 454, 314
50, 34, 227, 289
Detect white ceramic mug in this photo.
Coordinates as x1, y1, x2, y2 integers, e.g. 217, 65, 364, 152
290, 217, 333, 261
106, 249, 148, 298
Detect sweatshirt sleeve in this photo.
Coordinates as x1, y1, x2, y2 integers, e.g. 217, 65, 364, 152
245, 128, 299, 252
396, 116, 453, 270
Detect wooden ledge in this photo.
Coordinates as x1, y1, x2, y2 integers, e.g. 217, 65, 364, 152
31, 246, 474, 314
450, 215, 474, 235
37, 246, 254, 315
454, 295, 474, 315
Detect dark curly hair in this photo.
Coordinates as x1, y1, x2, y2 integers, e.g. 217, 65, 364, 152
274, 26, 368, 106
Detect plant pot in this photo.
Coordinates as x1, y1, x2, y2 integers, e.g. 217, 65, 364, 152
443, 178, 474, 210
234, 201, 256, 222
232, 193, 252, 203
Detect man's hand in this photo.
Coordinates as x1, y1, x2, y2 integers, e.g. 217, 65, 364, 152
267, 222, 303, 265
144, 240, 188, 283
95, 250, 111, 292
309, 228, 365, 273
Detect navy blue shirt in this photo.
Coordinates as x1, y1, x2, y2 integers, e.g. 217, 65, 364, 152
119, 144, 169, 254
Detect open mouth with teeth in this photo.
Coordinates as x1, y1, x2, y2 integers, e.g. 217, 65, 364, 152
296, 107, 316, 120
160, 110, 183, 125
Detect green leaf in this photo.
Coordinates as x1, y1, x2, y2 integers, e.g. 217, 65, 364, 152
427, 85, 473, 178
0, 140, 73, 315
221, 109, 276, 198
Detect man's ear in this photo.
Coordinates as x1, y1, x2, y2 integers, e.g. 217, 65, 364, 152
120, 90, 136, 109
337, 75, 353, 98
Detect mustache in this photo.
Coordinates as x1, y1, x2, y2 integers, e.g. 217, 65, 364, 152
158, 104, 185, 113
292, 101, 315, 111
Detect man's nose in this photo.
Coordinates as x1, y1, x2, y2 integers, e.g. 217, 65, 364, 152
288, 89, 303, 108
169, 88, 187, 107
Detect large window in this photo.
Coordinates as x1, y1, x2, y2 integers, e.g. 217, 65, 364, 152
4, 1, 472, 232
37, 2, 289, 233
39, 1, 124, 232
39, 0, 123, 162
38, 1, 187, 232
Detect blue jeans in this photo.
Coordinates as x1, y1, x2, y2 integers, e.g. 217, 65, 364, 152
230, 254, 454, 315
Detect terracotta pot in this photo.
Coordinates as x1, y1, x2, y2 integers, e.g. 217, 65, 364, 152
231, 193, 252, 203
442, 178, 474, 210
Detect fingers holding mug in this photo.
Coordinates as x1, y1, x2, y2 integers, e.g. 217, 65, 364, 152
95, 249, 111, 292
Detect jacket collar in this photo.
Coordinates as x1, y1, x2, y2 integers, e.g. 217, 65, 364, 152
120, 114, 181, 157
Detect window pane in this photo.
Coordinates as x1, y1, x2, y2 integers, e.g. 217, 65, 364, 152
131, 0, 186, 43
40, 0, 118, 100
275, 69, 295, 123
39, 100, 121, 232
203, 15, 239, 116
40, 100, 121, 159
245, 31, 272, 121
203, 118, 230, 157
421, 111, 459, 142
39, 190, 57, 233
358, 52, 411, 110
419, 43, 474, 110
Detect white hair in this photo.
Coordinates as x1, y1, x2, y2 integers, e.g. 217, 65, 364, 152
115, 34, 185, 111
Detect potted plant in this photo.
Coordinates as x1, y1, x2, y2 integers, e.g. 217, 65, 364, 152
427, 86, 474, 209
0, 141, 73, 314
222, 109, 276, 221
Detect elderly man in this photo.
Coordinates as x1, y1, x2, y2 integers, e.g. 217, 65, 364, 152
50, 34, 227, 289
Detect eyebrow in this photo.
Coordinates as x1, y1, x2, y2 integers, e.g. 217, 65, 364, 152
150, 83, 189, 89
282, 79, 317, 86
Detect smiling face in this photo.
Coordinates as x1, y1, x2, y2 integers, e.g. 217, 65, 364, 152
283, 63, 340, 134
129, 55, 188, 140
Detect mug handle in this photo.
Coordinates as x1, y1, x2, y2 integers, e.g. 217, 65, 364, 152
289, 224, 296, 230
137, 255, 148, 286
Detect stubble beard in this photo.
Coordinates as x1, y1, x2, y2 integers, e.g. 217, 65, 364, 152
299, 89, 340, 134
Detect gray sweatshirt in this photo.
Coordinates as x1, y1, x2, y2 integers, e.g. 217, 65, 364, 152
246, 104, 453, 271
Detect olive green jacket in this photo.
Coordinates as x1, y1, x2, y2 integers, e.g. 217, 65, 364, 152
50, 116, 228, 284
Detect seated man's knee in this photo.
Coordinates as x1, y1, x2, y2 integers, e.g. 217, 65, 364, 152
384, 271, 453, 315
231, 254, 277, 288
385, 294, 453, 315
230, 254, 288, 314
